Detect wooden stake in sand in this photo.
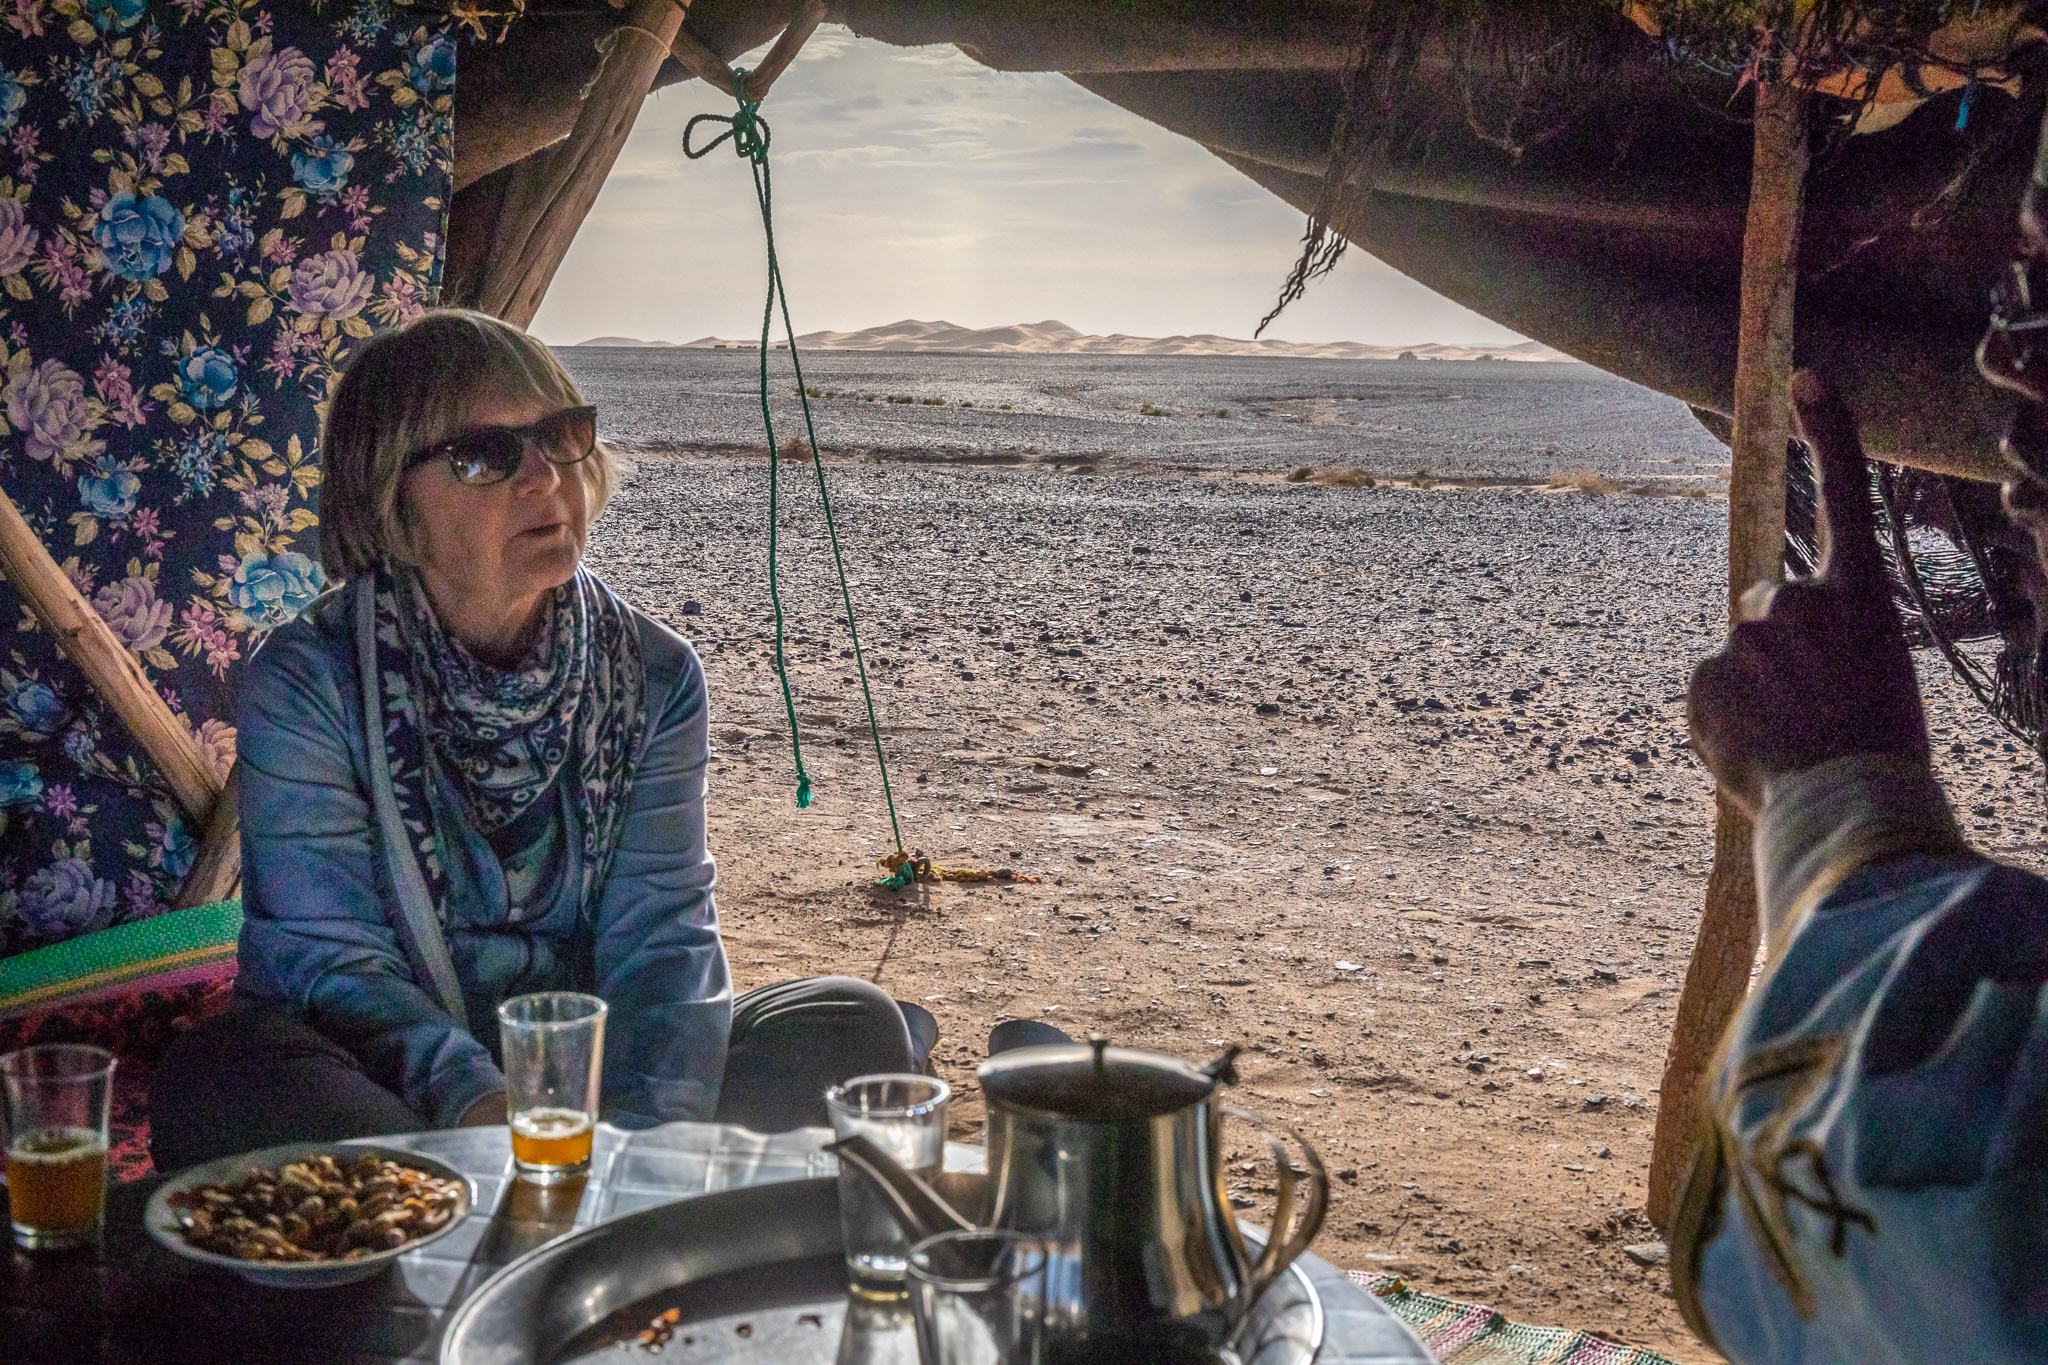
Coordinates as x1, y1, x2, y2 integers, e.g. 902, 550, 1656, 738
1647, 77, 1809, 1231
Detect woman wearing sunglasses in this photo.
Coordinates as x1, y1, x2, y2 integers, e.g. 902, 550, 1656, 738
148, 310, 932, 1168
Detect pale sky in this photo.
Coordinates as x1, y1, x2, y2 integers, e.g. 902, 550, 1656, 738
529, 27, 1533, 349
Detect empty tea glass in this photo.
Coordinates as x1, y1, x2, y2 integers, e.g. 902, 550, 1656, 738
908, 1229, 1048, 1365
826, 1074, 950, 1301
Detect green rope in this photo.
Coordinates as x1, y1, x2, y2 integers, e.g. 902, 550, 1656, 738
683, 73, 909, 869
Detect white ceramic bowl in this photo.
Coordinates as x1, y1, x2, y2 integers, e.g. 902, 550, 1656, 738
145, 1140, 474, 1287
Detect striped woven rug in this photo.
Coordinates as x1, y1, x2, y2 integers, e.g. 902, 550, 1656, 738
0, 901, 244, 1181
0, 900, 242, 1015
1349, 1272, 1681, 1365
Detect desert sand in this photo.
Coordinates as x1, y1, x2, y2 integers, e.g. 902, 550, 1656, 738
576, 318, 1571, 362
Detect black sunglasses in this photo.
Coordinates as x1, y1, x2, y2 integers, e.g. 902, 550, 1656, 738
405, 405, 599, 487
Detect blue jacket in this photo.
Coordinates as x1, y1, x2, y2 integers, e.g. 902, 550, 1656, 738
1677, 757, 2048, 1362
231, 577, 731, 1129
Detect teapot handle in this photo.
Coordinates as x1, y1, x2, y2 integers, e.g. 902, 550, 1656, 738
1224, 1106, 1330, 1302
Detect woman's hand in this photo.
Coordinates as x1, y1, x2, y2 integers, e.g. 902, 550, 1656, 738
1687, 372, 1932, 816
458, 1090, 509, 1128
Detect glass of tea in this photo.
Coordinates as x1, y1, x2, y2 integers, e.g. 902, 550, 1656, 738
497, 992, 606, 1184
2, 1043, 115, 1250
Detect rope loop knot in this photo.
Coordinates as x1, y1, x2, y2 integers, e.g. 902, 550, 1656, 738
682, 67, 770, 164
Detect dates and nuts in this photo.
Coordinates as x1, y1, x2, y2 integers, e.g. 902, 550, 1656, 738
167, 1152, 462, 1262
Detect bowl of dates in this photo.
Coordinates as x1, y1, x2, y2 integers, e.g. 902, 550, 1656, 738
145, 1142, 473, 1287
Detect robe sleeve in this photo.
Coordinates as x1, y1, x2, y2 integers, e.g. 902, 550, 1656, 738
1682, 756, 2048, 1363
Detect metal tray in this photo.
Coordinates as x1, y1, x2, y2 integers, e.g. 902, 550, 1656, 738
441, 1177, 1321, 1364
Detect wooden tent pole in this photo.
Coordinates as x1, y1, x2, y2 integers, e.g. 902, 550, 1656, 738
173, 763, 242, 908
463, 0, 696, 327
0, 485, 222, 823
669, 24, 740, 96
1647, 77, 1809, 1230
669, 0, 826, 101
448, 0, 830, 323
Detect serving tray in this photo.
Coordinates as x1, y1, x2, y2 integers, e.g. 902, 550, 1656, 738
440, 1176, 1322, 1364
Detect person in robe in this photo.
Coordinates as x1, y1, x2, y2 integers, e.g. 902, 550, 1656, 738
1673, 367, 2048, 1361
149, 310, 935, 1169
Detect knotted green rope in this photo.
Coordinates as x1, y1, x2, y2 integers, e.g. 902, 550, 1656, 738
683, 72, 909, 876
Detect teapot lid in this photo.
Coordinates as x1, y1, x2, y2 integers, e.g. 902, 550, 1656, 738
977, 1038, 1242, 1121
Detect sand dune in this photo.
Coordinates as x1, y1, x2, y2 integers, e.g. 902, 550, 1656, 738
576, 320, 1569, 361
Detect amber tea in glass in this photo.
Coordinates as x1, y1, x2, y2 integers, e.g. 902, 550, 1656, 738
2, 1044, 115, 1250
498, 992, 606, 1183
509, 1107, 594, 1169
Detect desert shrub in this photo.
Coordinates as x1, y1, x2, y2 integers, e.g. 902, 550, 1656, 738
1321, 468, 1376, 488
778, 437, 810, 463
1287, 467, 1315, 483
998, 403, 1012, 410
1547, 467, 1614, 495
1140, 403, 1174, 416
922, 397, 945, 406
1411, 466, 1434, 489
1686, 488, 1710, 500
1215, 409, 1230, 418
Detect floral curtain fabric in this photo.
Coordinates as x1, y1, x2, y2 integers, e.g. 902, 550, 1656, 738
0, 0, 453, 954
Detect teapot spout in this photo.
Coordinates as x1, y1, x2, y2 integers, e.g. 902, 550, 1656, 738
1200, 1044, 1244, 1086
826, 1135, 978, 1240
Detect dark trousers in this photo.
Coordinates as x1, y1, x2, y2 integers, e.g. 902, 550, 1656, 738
149, 976, 925, 1174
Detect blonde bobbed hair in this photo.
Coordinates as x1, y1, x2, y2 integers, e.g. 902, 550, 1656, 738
317, 309, 615, 580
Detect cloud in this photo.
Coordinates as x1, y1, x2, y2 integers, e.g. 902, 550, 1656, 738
531, 29, 1531, 350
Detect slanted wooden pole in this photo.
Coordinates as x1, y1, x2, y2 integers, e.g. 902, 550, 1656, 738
460, 0, 695, 327
669, 0, 824, 99
0, 485, 222, 824
448, 0, 832, 322
1648, 77, 1809, 1230
669, 23, 740, 96
174, 763, 241, 908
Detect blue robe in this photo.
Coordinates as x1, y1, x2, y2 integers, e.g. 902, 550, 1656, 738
1678, 756, 2048, 1362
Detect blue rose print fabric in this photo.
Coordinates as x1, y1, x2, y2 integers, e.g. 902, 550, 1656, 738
0, 0, 454, 954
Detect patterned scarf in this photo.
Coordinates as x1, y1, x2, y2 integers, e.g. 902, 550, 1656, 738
368, 564, 646, 923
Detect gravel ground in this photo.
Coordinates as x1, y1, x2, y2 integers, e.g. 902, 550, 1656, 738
578, 410, 2047, 1363
565, 325, 2048, 1358
563, 347, 1727, 485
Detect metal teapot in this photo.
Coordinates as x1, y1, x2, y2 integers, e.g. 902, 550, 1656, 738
828, 1038, 1327, 1360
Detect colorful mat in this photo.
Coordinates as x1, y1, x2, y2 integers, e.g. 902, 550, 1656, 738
1, 901, 243, 1181
0, 901, 242, 1016
1350, 1272, 1681, 1365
